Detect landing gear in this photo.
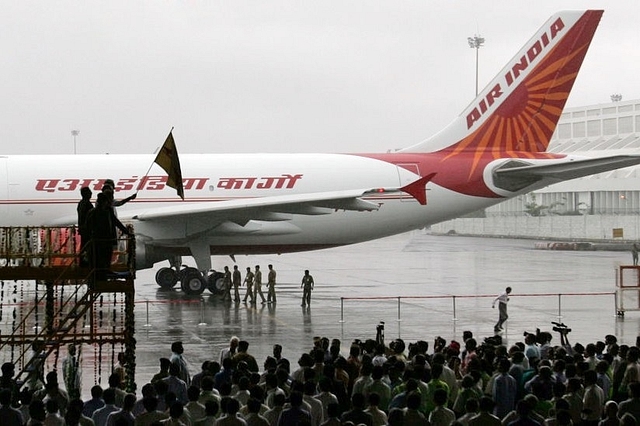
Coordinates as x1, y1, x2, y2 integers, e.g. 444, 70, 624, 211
207, 271, 225, 294
154, 266, 211, 295
153, 254, 222, 295
180, 268, 206, 295
155, 267, 178, 289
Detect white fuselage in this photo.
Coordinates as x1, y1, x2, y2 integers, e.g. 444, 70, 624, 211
0, 153, 495, 260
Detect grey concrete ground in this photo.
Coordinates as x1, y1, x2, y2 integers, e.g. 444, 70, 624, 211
3, 231, 640, 397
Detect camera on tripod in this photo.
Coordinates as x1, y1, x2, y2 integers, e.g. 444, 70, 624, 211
552, 321, 571, 333
376, 321, 385, 346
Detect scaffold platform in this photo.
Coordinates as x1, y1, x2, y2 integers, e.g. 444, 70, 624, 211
0, 226, 138, 393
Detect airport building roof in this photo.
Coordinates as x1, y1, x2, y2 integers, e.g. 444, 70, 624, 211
548, 97, 640, 180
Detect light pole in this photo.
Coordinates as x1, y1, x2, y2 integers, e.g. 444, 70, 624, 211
71, 130, 80, 154
468, 35, 485, 96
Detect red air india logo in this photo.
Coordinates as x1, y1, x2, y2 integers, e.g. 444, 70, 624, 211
35, 174, 303, 193
465, 17, 566, 129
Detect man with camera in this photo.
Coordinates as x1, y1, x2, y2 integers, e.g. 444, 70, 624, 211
552, 322, 573, 355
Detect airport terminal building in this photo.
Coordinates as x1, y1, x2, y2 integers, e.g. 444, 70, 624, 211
432, 97, 640, 240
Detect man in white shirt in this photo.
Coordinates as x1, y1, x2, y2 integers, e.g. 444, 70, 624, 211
302, 381, 323, 426
582, 370, 605, 424
363, 393, 387, 426
92, 389, 119, 426
492, 286, 512, 332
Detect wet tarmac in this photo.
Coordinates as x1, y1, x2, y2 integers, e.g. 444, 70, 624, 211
130, 232, 638, 389
4, 231, 640, 397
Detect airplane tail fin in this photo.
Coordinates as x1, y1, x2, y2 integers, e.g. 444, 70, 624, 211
401, 10, 603, 156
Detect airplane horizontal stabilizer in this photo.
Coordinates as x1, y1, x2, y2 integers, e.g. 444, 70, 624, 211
494, 155, 640, 185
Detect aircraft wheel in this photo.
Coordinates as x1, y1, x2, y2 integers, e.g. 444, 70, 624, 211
181, 269, 206, 295
207, 272, 225, 294
179, 267, 199, 282
155, 267, 178, 288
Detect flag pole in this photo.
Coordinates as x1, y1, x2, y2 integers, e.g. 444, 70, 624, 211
135, 161, 157, 195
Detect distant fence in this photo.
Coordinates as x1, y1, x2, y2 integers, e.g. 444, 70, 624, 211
430, 215, 640, 240
339, 292, 617, 324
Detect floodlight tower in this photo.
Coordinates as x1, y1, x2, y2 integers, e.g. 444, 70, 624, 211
468, 35, 485, 96
71, 130, 80, 154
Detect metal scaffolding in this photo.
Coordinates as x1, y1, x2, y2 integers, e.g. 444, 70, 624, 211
0, 226, 138, 393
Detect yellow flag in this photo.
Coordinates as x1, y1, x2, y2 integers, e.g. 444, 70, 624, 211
154, 131, 184, 199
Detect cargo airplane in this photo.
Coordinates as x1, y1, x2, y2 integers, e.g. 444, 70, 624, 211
3, 10, 638, 294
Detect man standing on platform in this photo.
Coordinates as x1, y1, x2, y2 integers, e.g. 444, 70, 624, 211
492, 287, 512, 333
86, 193, 130, 281
76, 187, 94, 266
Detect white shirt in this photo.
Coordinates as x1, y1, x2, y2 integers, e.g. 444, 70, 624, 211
492, 290, 509, 307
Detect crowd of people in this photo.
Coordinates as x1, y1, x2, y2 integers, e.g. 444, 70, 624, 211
2, 326, 640, 426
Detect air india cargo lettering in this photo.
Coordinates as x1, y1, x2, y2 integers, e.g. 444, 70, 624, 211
34, 174, 303, 193
466, 17, 566, 129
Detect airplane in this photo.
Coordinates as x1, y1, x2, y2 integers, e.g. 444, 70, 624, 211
3, 10, 639, 295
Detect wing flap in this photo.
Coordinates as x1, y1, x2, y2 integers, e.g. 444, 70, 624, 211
130, 189, 383, 222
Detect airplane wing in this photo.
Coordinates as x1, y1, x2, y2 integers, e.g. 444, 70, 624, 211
129, 175, 433, 224
494, 155, 640, 191
47, 175, 434, 231
133, 189, 385, 224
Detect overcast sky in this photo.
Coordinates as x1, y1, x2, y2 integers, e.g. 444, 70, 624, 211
1, 1, 638, 155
